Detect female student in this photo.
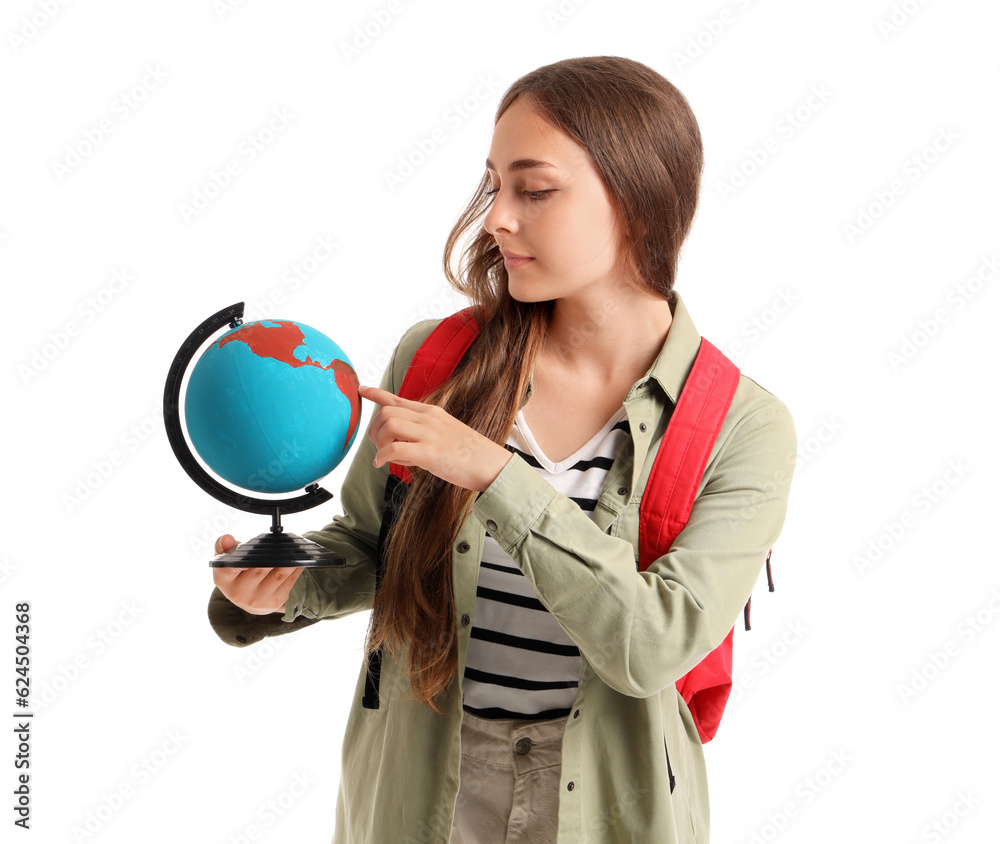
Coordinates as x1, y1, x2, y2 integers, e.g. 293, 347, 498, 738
208, 55, 797, 843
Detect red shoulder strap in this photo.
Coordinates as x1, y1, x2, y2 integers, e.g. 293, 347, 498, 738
389, 307, 482, 484
638, 338, 740, 566
638, 337, 742, 744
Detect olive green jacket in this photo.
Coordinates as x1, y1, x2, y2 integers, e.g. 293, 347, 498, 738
207, 290, 798, 843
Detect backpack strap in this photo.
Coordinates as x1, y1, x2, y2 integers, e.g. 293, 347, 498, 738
389, 306, 482, 486
638, 338, 739, 560
362, 307, 482, 709
638, 337, 742, 743
743, 547, 775, 631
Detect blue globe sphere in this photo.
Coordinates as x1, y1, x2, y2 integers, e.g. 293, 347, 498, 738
184, 318, 359, 493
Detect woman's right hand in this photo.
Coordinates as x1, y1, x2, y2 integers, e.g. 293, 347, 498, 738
211, 534, 305, 615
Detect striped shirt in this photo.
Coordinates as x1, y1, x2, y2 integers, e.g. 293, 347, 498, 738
461, 404, 631, 720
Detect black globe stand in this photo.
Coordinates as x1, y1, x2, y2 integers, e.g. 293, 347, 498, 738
163, 301, 346, 568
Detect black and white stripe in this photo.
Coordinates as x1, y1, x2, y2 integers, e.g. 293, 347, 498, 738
462, 407, 630, 720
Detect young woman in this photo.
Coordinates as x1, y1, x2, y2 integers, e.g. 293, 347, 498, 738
209, 56, 797, 844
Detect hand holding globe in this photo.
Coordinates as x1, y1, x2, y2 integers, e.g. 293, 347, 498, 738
211, 534, 303, 615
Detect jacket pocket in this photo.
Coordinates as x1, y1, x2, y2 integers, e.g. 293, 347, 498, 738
665, 738, 676, 794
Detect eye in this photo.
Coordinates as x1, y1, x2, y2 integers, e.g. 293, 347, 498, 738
484, 188, 554, 201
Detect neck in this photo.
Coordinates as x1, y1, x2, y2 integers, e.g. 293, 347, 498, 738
542, 289, 674, 384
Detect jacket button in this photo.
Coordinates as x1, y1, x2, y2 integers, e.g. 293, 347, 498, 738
486, 519, 498, 532
461, 614, 471, 626
573, 709, 580, 718
236, 635, 247, 643
515, 737, 532, 755
457, 541, 470, 553
617, 487, 628, 497
639, 422, 647, 432
567, 781, 575, 791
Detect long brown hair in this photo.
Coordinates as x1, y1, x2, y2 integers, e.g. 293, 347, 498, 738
363, 56, 705, 713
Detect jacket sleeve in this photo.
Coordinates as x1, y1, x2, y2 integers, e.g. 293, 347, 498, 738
206, 320, 434, 648
470, 396, 798, 698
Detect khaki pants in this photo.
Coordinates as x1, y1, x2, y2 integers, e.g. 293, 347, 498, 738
450, 709, 569, 844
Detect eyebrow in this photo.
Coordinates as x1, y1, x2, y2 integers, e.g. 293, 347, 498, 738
485, 157, 558, 173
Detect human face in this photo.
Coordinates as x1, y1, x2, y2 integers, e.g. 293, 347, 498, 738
483, 97, 629, 304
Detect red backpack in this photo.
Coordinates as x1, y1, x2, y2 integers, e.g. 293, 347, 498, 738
362, 307, 774, 744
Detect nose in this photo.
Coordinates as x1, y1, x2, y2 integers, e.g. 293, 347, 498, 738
483, 187, 517, 239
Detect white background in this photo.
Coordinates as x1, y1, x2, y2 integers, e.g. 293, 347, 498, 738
3, 0, 998, 842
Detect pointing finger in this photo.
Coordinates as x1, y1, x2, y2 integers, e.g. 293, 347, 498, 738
358, 385, 403, 406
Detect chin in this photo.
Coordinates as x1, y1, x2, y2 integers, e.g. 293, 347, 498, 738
508, 287, 547, 304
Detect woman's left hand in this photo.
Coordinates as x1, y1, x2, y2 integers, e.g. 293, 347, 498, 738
358, 384, 513, 493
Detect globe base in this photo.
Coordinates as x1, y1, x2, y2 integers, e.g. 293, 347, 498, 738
210, 530, 346, 567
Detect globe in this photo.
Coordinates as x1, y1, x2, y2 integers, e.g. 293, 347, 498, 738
183, 318, 360, 494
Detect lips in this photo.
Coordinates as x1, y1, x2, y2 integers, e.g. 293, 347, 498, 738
501, 250, 531, 260
502, 254, 533, 269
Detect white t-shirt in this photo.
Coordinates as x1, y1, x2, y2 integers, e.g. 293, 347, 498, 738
461, 405, 630, 720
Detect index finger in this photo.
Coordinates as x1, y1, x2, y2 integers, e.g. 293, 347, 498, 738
357, 384, 402, 406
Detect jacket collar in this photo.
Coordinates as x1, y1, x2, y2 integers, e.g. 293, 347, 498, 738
631, 288, 700, 406
521, 288, 700, 410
